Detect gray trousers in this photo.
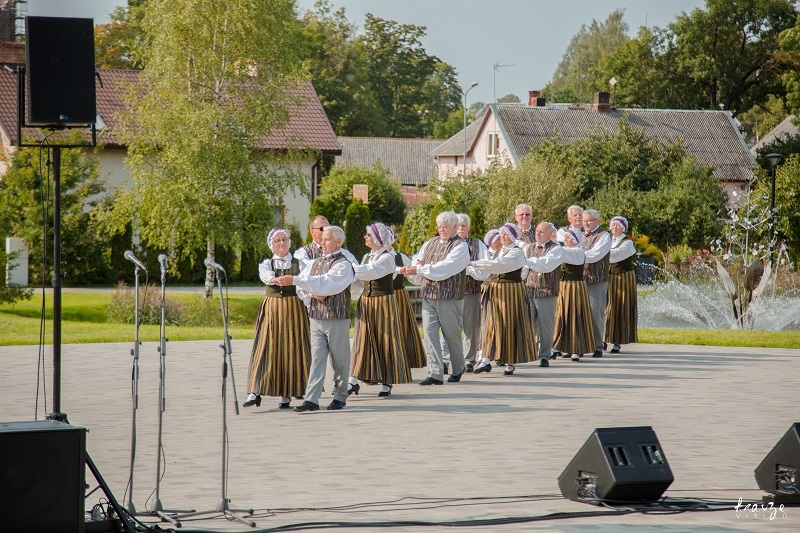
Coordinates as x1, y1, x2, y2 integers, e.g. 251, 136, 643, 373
530, 295, 557, 360
587, 281, 608, 351
441, 292, 480, 365
422, 298, 465, 380
304, 318, 350, 404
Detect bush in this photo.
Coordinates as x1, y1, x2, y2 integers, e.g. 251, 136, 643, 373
106, 282, 184, 325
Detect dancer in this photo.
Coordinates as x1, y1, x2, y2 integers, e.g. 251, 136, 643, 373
471, 223, 537, 375
349, 223, 412, 397
245, 228, 311, 409
390, 232, 427, 370
553, 229, 595, 362
604, 216, 638, 353
581, 209, 611, 358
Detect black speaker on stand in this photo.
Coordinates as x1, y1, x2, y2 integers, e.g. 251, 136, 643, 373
558, 426, 674, 504
755, 423, 800, 505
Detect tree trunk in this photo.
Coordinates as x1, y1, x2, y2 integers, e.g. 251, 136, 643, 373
204, 238, 215, 298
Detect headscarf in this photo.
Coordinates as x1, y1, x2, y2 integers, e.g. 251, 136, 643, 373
267, 228, 290, 253
484, 228, 500, 247
565, 228, 581, 244
610, 216, 629, 232
366, 222, 394, 248
499, 222, 520, 241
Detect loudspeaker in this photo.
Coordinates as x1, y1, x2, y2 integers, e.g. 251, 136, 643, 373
755, 423, 800, 501
0, 420, 86, 533
25, 16, 96, 125
558, 426, 674, 503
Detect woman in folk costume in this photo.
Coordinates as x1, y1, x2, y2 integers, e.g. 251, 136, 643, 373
476, 228, 501, 366
553, 228, 595, 362
244, 228, 311, 409
604, 216, 638, 354
470, 223, 537, 376
348, 223, 412, 397
386, 228, 427, 370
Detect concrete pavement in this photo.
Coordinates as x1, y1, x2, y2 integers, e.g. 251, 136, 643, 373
1, 340, 798, 532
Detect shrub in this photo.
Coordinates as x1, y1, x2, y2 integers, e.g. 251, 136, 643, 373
106, 282, 184, 325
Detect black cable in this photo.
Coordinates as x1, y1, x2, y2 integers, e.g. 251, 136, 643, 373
34, 136, 53, 419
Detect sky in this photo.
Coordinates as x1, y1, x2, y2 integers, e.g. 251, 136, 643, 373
25, 0, 706, 105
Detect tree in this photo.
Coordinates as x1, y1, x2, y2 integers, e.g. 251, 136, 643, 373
109, 0, 308, 296
94, 0, 147, 69
344, 199, 370, 260
310, 164, 406, 227
543, 9, 629, 104
497, 93, 521, 104
0, 136, 115, 286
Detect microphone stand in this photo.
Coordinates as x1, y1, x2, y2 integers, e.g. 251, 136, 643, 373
175, 265, 255, 527
149, 257, 192, 528
124, 261, 142, 515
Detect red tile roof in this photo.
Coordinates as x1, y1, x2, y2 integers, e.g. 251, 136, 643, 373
0, 68, 341, 154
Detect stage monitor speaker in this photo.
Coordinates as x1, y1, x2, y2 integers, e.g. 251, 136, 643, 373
0, 420, 86, 533
25, 16, 96, 125
755, 423, 800, 501
558, 426, 674, 503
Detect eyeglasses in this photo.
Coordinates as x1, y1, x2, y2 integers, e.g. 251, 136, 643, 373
584, 218, 597, 222
311, 227, 325, 232
272, 238, 289, 243
517, 213, 532, 217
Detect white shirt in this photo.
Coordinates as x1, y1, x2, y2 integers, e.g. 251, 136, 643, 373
465, 238, 490, 281
295, 243, 358, 270
561, 245, 586, 265
258, 253, 293, 285
292, 249, 355, 297
406, 238, 469, 284
522, 242, 565, 274
583, 229, 611, 264
610, 235, 637, 263
471, 244, 526, 274
556, 224, 584, 244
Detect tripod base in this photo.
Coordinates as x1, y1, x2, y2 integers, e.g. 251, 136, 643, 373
149, 498, 196, 528
175, 499, 256, 528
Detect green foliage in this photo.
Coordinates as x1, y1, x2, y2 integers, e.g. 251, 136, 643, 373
343, 199, 370, 260
467, 204, 487, 241
396, 201, 434, 255
94, 1, 147, 69
110, 0, 307, 268
0, 250, 33, 305
747, 154, 800, 257
106, 282, 184, 325
0, 137, 117, 285
432, 108, 471, 139
312, 164, 406, 226
543, 9, 629, 104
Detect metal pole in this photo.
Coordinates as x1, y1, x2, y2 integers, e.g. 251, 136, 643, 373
51, 146, 62, 416
770, 165, 777, 262
463, 82, 477, 176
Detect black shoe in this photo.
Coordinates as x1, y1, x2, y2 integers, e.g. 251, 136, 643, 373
327, 399, 346, 410
278, 401, 291, 409
243, 394, 261, 407
551, 351, 561, 359
465, 363, 475, 373
602, 342, 608, 351
444, 363, 449, 375
293, 401, 319, 412
378, 385, 392, 397
473, 363, 491, 374
503, 365, 515, 376
348, 383, 360, 396
447, 372, 463, 383
419, 376, 443, 386
610, 345, 621, 354
592, 350, 603, 358
539, 358, 549, 367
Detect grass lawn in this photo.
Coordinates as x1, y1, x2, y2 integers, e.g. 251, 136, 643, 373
2, 291, 799, 348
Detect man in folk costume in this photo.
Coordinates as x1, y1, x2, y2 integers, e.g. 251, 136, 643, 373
274, 226, 355, 411
580, 209, 611, 358
457, 213, 487, 373
523, 222, 565, 367
556, 205, 584, 244
514, 204, 536, 244
401, 211, 470, 385
295, 215, 357, 270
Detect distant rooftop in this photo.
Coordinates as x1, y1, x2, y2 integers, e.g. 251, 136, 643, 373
336, 136, 445, 186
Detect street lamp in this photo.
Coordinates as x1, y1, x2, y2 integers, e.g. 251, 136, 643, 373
463, 81, 478, 176
765, 152, 782, 263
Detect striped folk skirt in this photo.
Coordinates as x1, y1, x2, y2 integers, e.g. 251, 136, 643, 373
351, 293, 412, 384
553, 280, 595, 355
394, 287, 427, 368
482, 280, 537, 365
605, 270, 639, 345
247, 295, 311, 397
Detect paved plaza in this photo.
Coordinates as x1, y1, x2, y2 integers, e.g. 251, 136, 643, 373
1, 340, 799, 532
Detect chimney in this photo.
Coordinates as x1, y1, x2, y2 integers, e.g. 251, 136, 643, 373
528, 90, 546, 107
594, 91, 611, 113
0, 42, 25, 64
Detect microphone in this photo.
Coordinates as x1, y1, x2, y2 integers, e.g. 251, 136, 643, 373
158, 254, 167, 274
204, 257, 225, 272
124, 250, 147, 271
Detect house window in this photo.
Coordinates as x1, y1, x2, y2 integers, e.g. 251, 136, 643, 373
487, 131, 499, 158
